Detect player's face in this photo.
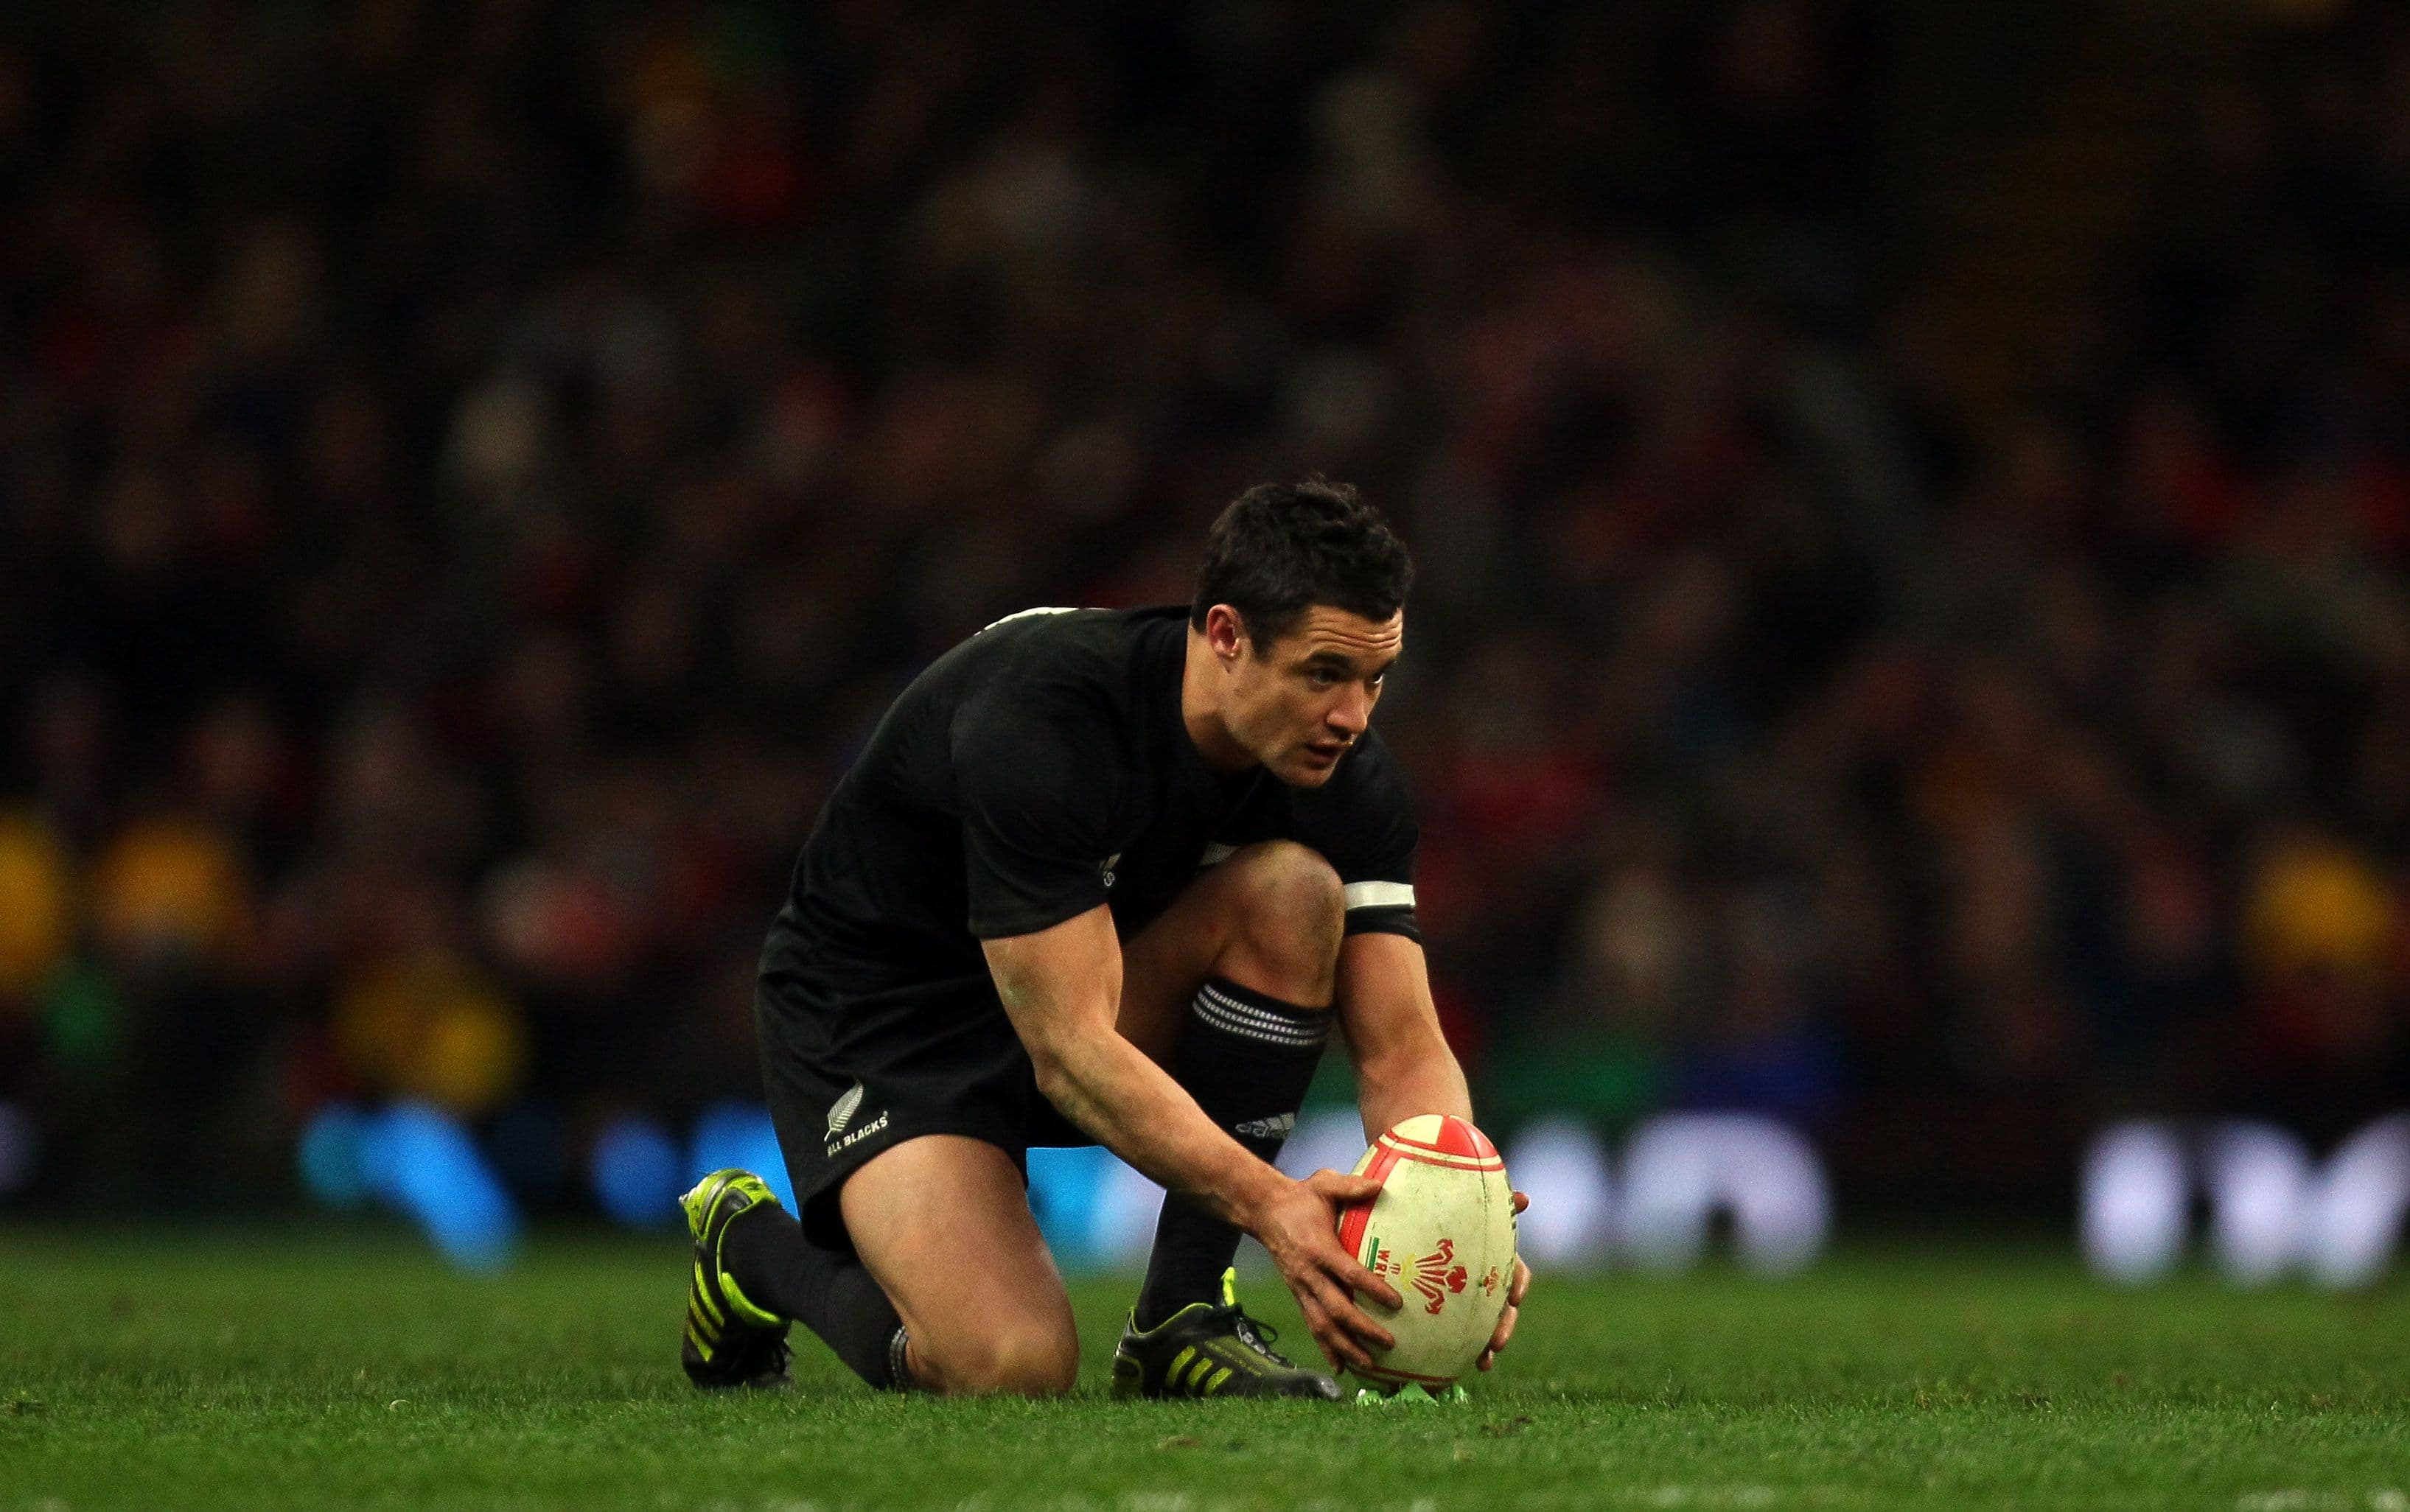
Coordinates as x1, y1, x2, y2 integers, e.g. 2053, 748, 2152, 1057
1226, 606, 1403, 786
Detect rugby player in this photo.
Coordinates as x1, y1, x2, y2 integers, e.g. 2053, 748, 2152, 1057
680, 480, 1529, 1397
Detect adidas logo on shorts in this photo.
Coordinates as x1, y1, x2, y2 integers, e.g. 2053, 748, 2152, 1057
1233, 1113, 1296, 1141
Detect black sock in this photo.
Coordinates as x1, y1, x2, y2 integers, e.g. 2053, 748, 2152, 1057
721, 1202, 913, 1390
1134, 976, 1330, 1331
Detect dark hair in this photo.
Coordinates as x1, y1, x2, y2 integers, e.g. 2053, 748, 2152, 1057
1189, 479, 1414, 646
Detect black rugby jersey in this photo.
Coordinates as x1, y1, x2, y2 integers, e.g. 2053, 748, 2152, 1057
759, 605, 1419, 1029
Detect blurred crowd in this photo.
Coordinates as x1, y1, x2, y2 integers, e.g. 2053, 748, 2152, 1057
4, 0, 2409, 1215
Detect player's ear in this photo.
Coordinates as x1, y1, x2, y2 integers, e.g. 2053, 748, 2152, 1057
1206, 604, 1248, 664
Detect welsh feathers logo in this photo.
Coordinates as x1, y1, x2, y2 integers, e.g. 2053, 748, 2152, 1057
1408, 1237, 1471, 1315
826, 1082, 866, 1137
1365, 1236, 1473, 1315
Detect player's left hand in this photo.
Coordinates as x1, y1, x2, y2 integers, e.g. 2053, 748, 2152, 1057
1475, 1190, 1531, 1372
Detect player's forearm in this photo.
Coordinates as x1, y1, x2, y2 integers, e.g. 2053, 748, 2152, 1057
1352, 1038, 1473, 1137
983, 912, 1290, 1231
1029, 1031, 1287, 1228
1335, 931, 1473, 1135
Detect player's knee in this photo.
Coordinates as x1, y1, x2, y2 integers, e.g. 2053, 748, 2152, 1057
930, 1321, 1079, 1398
1223, 841, 1344, 983
998, 1326, 1081, 1396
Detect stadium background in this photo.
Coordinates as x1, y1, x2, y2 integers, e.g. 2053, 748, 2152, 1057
3, 0, 2408, 1273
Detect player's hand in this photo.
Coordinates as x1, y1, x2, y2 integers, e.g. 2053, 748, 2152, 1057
1248, 1169, 1403, 1373
1476, 1191, 1531, 1372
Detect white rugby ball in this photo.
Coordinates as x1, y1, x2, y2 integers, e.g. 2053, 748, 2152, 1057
1335, 1113, 1517, 1390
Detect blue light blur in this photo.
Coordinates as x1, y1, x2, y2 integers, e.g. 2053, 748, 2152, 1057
686, 1101, 795, 1210
357, 1101, 521, 1272
590, 1113, 682, 1228
1024, 1144, 1111, 1267
296, 1102, 372, 1210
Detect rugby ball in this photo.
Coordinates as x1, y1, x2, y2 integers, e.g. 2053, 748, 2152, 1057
1335, 1114, 1516, 1390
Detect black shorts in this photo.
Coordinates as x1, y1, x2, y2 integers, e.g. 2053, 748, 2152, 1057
755, 978, 1087, 1251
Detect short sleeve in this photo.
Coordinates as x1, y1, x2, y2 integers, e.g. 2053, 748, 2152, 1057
954, 688, 1124, 939
1289, 730, 1422, 942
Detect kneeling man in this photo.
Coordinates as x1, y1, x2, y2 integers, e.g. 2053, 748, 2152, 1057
681, 480, 1528, 1397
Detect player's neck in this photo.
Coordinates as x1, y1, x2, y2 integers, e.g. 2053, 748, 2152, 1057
1180, 630, 1258, 773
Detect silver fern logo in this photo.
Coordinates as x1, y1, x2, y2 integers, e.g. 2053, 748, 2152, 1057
826, 1082, 866, 1137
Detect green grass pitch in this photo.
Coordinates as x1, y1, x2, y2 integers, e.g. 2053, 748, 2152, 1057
3, 1231, 2407, 1511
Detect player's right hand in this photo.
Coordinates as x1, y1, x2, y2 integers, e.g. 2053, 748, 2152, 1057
1248, 1169, 1403, 1373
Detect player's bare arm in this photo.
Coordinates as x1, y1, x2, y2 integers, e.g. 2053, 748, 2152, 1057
1336, 930, 1533, 1371
1336, 933, 1470, 1134
982, 905, 1405, 1370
